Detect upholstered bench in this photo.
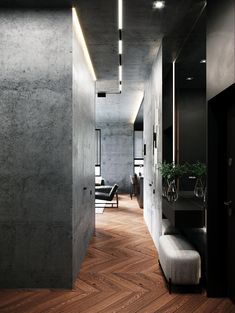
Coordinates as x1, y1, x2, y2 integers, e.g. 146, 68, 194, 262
162, 218, 179, 235
158, 234, 201, 293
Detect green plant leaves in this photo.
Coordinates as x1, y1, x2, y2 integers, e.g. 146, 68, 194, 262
158, 161, 206, 180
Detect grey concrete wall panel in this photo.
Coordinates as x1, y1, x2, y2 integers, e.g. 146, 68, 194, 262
0, 9, 73, 288
0, 9, 95, 288
96, 122, 133, 193
207, 0, 235, 100
143, 45, 163, 250
72, 14, 95, 284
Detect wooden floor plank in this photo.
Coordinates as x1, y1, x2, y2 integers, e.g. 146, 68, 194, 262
0, 194, 234, 313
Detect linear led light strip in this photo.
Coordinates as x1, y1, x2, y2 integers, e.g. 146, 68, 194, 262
118, 0, 123, 93
72, 7, 97, 81
173, 60, 176, 163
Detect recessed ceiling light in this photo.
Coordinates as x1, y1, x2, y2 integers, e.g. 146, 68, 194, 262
119, 65, 122, 81
200, 59, 206, 63
186, 77, 194, 81
119, 40, 122, 54
153, 1, 165, 9
119, 82, 122, 93
118, 0, 123, 93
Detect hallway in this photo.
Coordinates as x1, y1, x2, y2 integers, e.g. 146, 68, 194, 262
0, 195, 234, 313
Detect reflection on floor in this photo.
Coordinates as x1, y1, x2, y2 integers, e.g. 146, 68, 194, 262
95, 207, 104, 214
0, 194, 235, 312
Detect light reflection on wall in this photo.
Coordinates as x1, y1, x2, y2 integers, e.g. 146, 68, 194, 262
72, 7, 96, 81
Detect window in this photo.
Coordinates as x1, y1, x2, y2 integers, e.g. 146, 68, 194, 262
95, 129, 101, 176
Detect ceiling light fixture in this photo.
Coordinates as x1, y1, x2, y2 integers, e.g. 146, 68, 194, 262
200, 59, 206, 63
119, 40, 122, 54
186, 77, 194, 81
118, 0, 123, 29
118, 0, 123, 93
173, 60, 176, 163
72, 8, 96, 81
119, 65, 122, 81
153, 1, 165, 9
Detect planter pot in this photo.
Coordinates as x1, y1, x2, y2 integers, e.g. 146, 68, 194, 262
166, 180, 178, 202
194, 177, 204, 198
162, 179, 168, 197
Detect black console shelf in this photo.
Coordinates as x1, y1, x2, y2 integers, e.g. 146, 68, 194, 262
162, 195, 205, 228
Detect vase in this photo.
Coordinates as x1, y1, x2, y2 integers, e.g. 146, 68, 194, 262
162, 178, 168, 197
166, 180, 178, 202
194, 177, 204, 198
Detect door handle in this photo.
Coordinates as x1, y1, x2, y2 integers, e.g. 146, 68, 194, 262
224, 200, 232, 206
224, 201, 233, 217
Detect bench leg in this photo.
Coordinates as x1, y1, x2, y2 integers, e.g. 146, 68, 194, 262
116, 192, 119, 208
168, 278, 172, 294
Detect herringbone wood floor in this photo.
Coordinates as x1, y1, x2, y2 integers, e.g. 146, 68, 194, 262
0, 194, 235, 313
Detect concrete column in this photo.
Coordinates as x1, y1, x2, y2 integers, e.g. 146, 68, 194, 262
0, 8, 95, 288
143, 45, 163, 250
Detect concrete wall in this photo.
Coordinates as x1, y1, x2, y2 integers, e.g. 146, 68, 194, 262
72, 11, 95, 283
143, 45, 162, 250
207, 0, 235, 100
96, 122, 133, 193
0, 9, 95, 288
134, 131, 143, 159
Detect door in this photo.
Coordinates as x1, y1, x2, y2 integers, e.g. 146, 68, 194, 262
226, 102, 235, 301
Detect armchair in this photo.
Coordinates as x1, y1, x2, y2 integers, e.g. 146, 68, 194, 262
95, 184, 119, 208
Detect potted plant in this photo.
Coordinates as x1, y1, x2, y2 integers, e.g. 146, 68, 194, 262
159, 162, 187, 202
188, 161, 207, 198
158, 162, 172, 198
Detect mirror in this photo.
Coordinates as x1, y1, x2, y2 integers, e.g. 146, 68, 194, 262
175, 10, 206, 192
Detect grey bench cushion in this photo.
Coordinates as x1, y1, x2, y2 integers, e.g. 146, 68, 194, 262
162, 219, 179, 235
159, 234, 201, 285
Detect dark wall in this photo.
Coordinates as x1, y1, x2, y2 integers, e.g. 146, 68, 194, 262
207, 0, 235, 100
177, 88, 206, 190
206, 0, 235, 297
162, 62, 173, 163
178, 89, 206, 164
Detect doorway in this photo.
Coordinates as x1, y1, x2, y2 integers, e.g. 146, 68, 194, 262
226, 88, 235, 302
207, 83, 235, 299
